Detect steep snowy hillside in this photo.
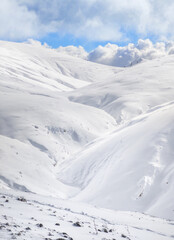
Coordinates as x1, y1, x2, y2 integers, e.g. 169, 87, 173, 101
0, 41, 174, 239
0, 41, 117, 196
60, 101, 174, 219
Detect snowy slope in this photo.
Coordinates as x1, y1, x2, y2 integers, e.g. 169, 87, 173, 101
60, 101, 174, 219
68, 55, 174, 124
0, 40, 174, 240
0, 41, 117, 197
58, 53, 174, 220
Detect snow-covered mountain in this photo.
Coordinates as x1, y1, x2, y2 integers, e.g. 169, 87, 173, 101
0, 41, 174, 239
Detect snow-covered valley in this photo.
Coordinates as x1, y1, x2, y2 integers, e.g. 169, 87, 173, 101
0, 41, 174, 239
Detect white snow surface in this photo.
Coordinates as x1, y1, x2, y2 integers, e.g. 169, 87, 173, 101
0, 190, 174, 240
0, 41, 174, 239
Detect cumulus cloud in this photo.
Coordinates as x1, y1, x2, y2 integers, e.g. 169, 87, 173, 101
26, 39, 50, 48
0, 0, 174, 41
0, 0, 50, 40
57, 39, 174, 67
56, 46, 88, 59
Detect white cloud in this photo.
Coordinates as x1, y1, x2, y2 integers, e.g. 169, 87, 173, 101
26, 39, 50, 48
57, 39, 174, 67
0, 0, 39, 40
56, 46, 88, 59
88, 39, 174, 67
0, 0, 174, 41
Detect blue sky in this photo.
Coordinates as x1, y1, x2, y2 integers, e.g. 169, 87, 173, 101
39, 33, 138, 51
0, 0, 174, 51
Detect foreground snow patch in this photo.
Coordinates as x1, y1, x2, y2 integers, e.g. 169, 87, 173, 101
0, 190, 174, 240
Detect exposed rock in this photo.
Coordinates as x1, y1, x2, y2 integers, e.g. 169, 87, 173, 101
36, 223, 43, 227
25, 227, 31, 230
73, 221, 81, 227
16, 197, 27, 202
102, 228, 108, 233
121, 234, 127, 238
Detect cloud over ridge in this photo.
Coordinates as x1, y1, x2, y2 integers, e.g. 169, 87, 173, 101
56, 39, 174, 67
